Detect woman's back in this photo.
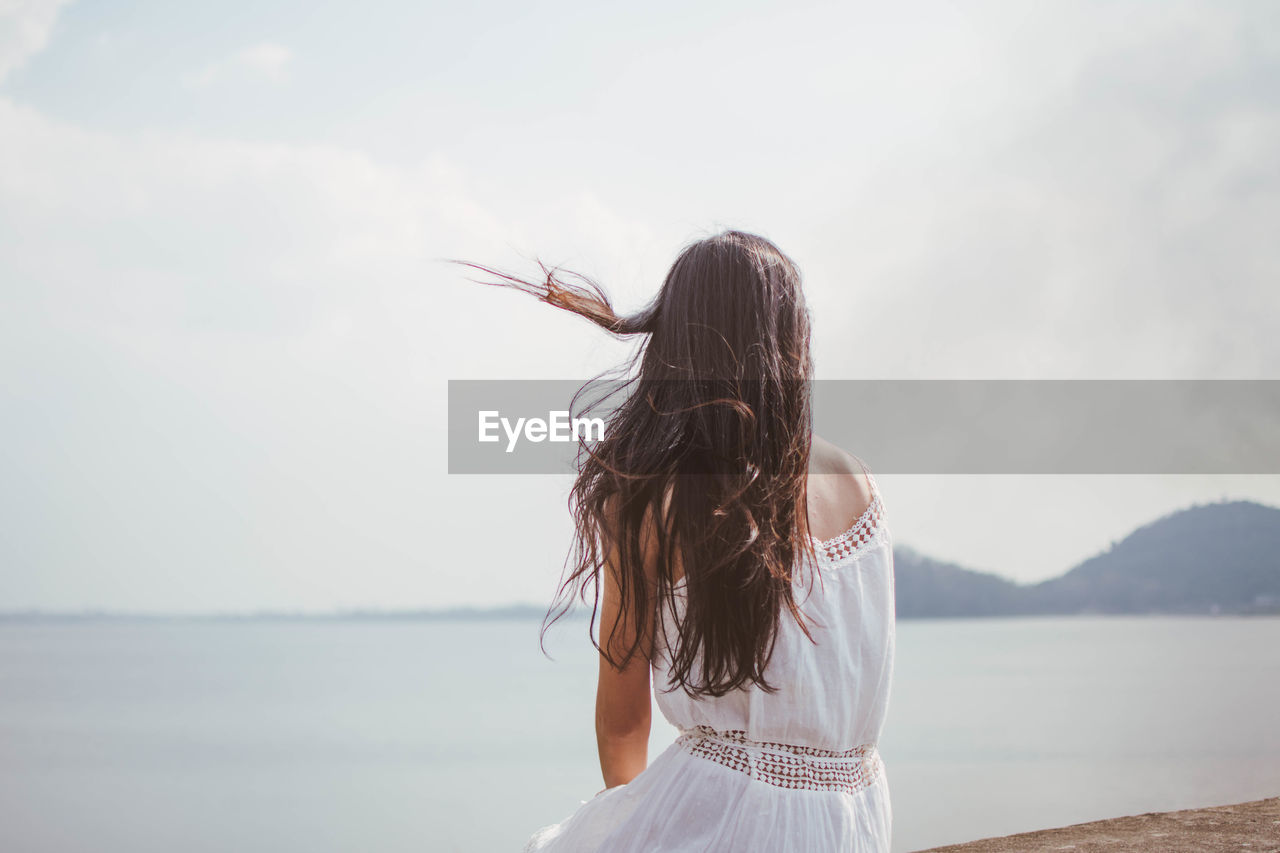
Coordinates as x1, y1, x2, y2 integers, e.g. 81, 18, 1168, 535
653, 463, 895, 753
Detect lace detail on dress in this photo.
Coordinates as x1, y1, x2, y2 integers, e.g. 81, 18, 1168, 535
812, 487, 885, 566
676, 725, 883, 795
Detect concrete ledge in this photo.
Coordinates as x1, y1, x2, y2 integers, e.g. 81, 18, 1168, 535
917, 797, 1280, 853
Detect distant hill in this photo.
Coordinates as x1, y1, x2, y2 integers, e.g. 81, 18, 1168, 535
895, 500, 1280, 618
893, 547, 1023, 618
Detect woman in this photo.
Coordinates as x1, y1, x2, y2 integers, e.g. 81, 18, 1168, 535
458, 230, 895, 851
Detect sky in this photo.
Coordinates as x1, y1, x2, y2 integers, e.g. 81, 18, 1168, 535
1, 0, 1278, 613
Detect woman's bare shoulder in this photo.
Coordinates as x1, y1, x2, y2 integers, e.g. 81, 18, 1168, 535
809, 433, 873, 507
811, 435, 869, 475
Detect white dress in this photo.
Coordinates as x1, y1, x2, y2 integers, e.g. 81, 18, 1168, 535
523, 474, 895, 852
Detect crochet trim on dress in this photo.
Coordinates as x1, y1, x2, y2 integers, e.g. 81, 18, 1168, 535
676, 725, 883, 795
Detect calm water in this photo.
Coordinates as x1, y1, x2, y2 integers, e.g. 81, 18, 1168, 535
1, 616, 1278, 852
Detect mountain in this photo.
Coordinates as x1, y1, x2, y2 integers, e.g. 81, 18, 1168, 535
892, 547, 1023, 618
895, 500, 1280, 618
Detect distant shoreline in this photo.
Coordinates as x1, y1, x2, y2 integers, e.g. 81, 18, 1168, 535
0, 605, 567, 623
3, 607, 1278, 624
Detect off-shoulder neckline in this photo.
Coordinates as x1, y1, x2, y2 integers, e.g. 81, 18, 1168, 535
669, 473, 885, 588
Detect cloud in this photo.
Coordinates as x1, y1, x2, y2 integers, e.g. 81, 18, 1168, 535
3, 0, 1280, 609
182, 41, 295, 88
0, 0, 70, 84
802, 0, 1280, 381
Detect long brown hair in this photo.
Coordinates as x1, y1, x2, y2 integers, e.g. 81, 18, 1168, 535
451, 230, 819, 697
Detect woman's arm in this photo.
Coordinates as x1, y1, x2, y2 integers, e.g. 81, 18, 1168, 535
594, 503, 660, 790
595, 562, 652, 789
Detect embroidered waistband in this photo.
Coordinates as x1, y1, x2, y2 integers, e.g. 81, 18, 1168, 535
675, 725, 883, 795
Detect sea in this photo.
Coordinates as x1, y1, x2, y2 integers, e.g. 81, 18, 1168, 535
1, 615, 1278, 853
